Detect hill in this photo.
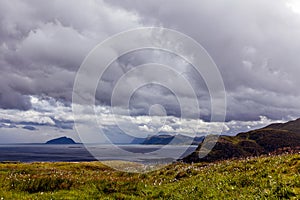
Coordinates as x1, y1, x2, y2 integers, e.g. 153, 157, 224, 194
182, 118, 300, 163
46, 137, 76, 144
264, 118, 300, 133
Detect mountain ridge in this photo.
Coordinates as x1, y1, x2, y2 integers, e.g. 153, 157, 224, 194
131, 134, 204, 145
182, 118, 300, 163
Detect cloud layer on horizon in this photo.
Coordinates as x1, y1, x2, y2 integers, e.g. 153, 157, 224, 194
0, 96, 287, 143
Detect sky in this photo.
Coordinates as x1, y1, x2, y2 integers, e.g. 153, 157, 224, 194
0, 0, 300, 143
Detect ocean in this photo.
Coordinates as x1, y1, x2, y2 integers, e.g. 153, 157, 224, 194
0, 144, 197, 164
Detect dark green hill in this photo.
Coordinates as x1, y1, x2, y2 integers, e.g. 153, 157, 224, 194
264, 118, 300, 133
182, 118, 300, 163
46, 137, 76, 144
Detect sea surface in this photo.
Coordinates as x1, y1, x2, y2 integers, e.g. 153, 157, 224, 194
0, 144, 197, 164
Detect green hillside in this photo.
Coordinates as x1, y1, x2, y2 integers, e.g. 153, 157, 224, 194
0, 153, 299, 199
182, 119, 300, 163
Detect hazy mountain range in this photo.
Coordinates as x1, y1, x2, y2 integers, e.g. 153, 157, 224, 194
46, 134, 204, 145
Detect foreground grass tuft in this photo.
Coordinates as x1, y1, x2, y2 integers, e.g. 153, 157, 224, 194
0, 154, 299, 199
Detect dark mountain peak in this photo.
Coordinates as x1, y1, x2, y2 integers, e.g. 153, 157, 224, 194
46, 136, 76, 144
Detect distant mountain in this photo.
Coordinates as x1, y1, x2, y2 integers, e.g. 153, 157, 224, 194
131, 134, 204, 145
130, 137, 146, 144
46, 137, 76, 144
22, 126, 37, 131
101, 127, 205, 145
182, 118, 300, 163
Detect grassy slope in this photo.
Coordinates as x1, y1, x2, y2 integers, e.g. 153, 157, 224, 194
0, 154, 299, 199
182, 128, 300, 163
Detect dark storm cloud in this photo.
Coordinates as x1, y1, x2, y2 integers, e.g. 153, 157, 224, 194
0, 0, 300, 121
0, 0, 141, 110
106, 0, 300, 121
96, 49, 211, 120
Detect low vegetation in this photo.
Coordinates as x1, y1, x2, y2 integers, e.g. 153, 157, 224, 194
0, 153, 299, 199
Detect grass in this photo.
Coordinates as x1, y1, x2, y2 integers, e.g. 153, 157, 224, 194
0, 153, 299, 199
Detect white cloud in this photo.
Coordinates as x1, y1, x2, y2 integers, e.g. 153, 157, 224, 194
0, 95, 291, 142
286, 0, 300, 14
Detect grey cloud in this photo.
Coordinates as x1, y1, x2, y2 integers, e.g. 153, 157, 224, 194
96, 49, 211, 120
106, 0, 300, 121
0, 122, 16, 129
1, 0, 300, 122
0, 0, 141, 110
0, 89, 32, 110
